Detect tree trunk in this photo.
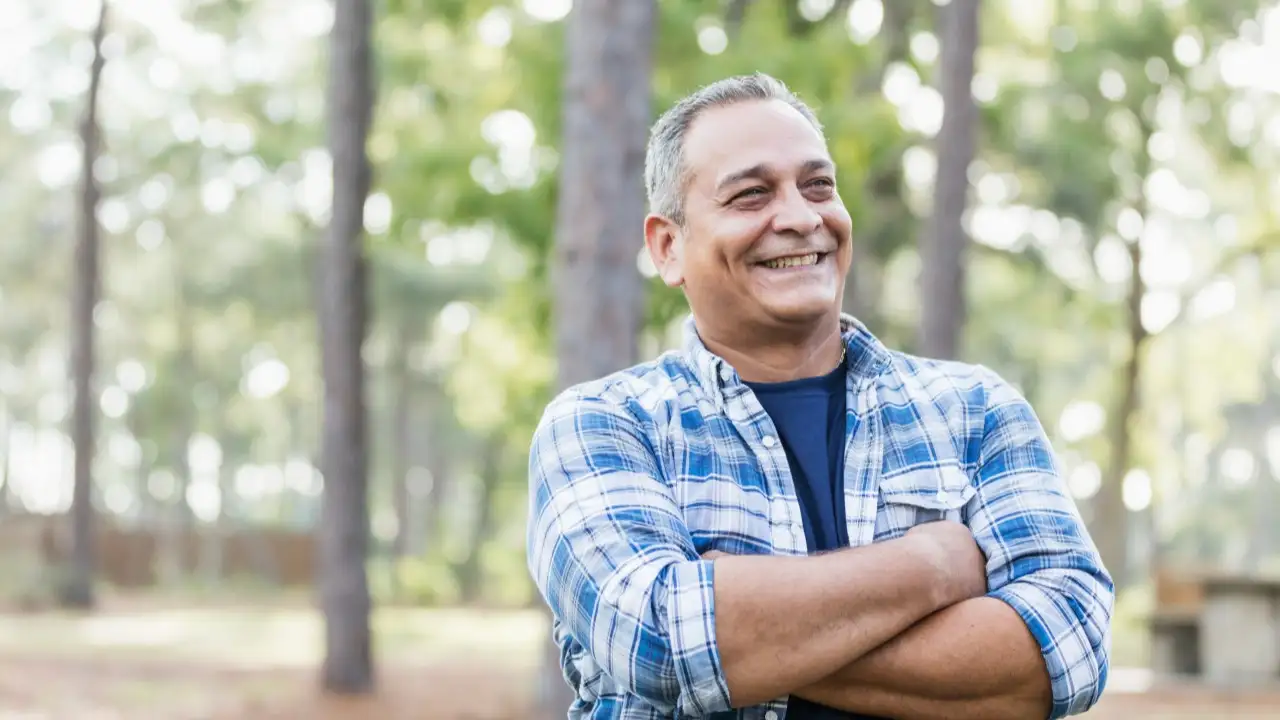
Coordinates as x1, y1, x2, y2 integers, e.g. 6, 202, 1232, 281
843, 0, 917, 329
171, 280, 196, 532
387, 325, 415, 602
199, 455, 232, 585
544, 0, 657, 716
127, 407, 153, 523
158, 279, 196, 586
389, 324, 414, 559
0, 404, 11, 517
456, 434, 503, 604
1095, 233, 1148, 589
61, 0, 109, 610
317, 0, 376, 695
419, 385, 451, 556
1094, 124, 1155, 590
917, 0, 980, 360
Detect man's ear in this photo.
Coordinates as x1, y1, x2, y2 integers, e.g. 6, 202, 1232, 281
643, 214, 685, 288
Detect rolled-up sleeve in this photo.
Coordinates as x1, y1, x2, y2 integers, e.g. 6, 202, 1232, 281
968, 369, 1114, 718
527, 390, 732, 716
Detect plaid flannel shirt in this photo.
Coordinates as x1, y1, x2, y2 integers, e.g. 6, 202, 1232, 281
527, 315, 1113, 719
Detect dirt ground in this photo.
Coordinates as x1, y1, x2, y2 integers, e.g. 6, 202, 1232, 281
2, 656, 1277, 719
0, 600, 1276, 719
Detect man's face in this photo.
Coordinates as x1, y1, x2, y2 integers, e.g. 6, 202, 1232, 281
645, 99, 853, 333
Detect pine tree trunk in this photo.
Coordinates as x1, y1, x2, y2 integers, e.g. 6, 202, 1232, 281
1094, 125, 1154, 590
917, 0, 980, 359
543, 0, 657, 715
1095, 234, 1146, 589
843, 0, 917, 329
389, 324, 414, 559
456, 434, 503, 604
0, 404, 12, 518
61, 0, 109, 610
317, 0, 376, 694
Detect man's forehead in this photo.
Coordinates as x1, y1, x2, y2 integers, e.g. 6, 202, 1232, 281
683, 99, 830, 186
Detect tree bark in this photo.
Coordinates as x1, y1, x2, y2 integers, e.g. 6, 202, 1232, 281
842, 0, 917, 329
917, 0, 980, 360
61, 0, 109, 610
386, 325, 415, 602
158, 276, 197, 586
0, 403, 12, 517
1094, 123, 1155, 591
389, 323, 414, 559
317, 0, 376, 695
1094, 232, 1147, 588
543, 0, 657, 715
456, 434, 503, 604
419, 382, 451, 556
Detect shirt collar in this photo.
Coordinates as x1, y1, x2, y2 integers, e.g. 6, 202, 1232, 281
681, 313, 892, 398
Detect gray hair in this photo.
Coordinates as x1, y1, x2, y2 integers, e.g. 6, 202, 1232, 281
643, 73, 825, 224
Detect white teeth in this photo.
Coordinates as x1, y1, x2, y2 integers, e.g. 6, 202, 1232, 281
763, 253, 820, 269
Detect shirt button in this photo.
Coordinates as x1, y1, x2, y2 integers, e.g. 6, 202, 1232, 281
765, 711, 779, 720
762, 435, 777, 448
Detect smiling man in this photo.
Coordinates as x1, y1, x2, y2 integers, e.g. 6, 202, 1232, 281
527, 73, 1112, 720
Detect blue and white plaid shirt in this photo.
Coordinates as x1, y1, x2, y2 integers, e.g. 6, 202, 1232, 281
528, 315, 1113, 719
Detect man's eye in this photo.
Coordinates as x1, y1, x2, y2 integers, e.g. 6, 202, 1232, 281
809, 178, 835, 189
734, 187, 767, 200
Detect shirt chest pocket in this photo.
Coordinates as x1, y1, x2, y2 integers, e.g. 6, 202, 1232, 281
874, 464, 976, 541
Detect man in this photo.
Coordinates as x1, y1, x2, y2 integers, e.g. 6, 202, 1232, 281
527, 73, 1112, 720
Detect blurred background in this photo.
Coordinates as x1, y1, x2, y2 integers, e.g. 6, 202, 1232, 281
2, 0, 1280, 717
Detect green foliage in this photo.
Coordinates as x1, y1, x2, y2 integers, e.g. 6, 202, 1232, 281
369, 555, 462, 606
1, 0, 1279, 601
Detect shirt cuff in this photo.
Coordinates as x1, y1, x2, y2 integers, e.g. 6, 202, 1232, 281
990, 580, 1104, 719
666, 558, 732, 715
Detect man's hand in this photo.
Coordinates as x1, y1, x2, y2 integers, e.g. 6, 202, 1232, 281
903, 520, 988, 606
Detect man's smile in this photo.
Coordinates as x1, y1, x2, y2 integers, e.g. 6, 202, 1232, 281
757, 251, 829, 270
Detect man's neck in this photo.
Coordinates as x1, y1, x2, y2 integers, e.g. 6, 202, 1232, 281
696, 314, 845, 384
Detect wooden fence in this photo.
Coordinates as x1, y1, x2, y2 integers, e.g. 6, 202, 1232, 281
0, 512, 315, 587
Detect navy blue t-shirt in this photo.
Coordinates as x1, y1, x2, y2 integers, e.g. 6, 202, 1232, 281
745, 358, 885, 720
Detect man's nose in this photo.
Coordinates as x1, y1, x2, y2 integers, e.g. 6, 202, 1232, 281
770, 187, 822, 236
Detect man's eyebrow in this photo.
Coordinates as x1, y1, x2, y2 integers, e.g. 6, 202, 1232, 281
714, 158, 835, 193
802, 158, 836, 175
715, 163, 768, 193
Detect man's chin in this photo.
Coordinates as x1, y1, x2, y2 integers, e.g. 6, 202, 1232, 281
759, 298, 841, 326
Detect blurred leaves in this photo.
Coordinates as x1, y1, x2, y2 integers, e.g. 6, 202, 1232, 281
0, 0, 1279, 597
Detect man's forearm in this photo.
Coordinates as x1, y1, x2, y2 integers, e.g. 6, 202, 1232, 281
793, 596, 1052, 719
711, 533, 964, 708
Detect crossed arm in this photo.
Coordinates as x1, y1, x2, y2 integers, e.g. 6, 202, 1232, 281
527, 373, 1113, 718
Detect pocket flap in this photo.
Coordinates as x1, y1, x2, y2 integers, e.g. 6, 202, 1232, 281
879, 464, 975, 511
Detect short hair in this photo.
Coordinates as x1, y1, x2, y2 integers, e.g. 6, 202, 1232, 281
644, 73, 825, 224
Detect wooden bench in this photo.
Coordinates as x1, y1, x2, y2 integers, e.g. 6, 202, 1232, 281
1149, 569, 1205, 677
